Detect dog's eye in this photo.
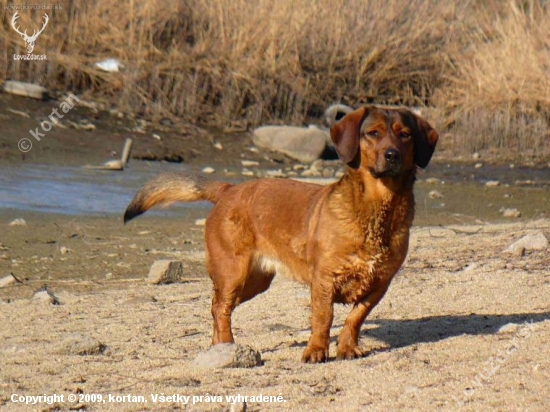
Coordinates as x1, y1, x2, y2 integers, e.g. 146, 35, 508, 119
398, 131, 411, 139
366, 130, 379, 138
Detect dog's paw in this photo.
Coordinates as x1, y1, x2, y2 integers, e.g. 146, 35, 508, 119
336, 345, 366, 360
301, 346, 329, 363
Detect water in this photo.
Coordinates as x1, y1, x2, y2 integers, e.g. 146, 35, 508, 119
0, 161, 207, 216
0, 161, 548, 222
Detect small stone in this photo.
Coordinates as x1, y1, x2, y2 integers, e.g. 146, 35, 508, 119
322, 168, 334, 178
266, 169, 286, 178
0, 274, 18, 288
60, 246, 71, 255
501, 208, 521, 218
474, 163, 483, 169
241, 160, 259, 167
241, 169, 254, 177
472, 152, 481, 159
195, 218, 206, 226
301, 169, 321, 177
152, 133, 161, 141
428, 190, 443, 199
485, 180, 500, 187
32, 289, 60, 305
147, 260, 184, 284
8, 218, 27, 226
497, 323, 520, 334
504, 231, 548, 254
213, 142, 223, 150
230, 400, 247, 412
202, 167, 215, 174
425, 178, 440, 185
194, 343, 261, 368
56, 333, 106, 355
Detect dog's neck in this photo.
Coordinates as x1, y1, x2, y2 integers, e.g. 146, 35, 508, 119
331, 167, 416, 246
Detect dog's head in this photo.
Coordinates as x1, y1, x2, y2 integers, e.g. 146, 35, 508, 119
329, 106, 439, 177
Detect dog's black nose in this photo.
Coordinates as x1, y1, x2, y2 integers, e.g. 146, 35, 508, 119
384, 149, 401, 163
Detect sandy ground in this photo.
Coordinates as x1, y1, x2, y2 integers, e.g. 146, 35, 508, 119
0, 213, 549, 411
0, 94, 549, 411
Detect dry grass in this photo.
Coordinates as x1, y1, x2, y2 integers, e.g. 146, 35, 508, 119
0, 0, 549, 161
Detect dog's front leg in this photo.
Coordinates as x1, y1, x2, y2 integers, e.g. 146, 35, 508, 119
302, 278, 334, 363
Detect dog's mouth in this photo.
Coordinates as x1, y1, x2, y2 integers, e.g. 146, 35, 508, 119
368, 165, 402, 179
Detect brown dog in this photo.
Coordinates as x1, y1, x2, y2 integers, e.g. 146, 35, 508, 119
124, 106, 438, 363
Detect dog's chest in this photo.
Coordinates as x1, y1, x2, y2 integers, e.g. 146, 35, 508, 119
332, 229, 409, 304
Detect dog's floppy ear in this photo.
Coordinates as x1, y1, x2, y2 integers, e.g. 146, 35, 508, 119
411, 113, 439, 169
330, 107, 368, 169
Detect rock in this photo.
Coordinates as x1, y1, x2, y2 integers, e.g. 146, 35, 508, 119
8, 218, 27, 226
32, 289, 60, 305
504, 231, 549, 254
213, 142, 223, 150
475, 163, 483, 169
202, 167, 215, 174
324, 104, 353, 127
322, 168, 334, 178
0, 274, 18, 288
241, 169, 254, 177
56, 333, 106, 355
472, 152, 481, 159
497, 323, 520, 334
147, 260, 185, 284
3, 80, 49, 100
428, 190, 443, 199
195, 218, 206, 226
266, 169, 286, 178
193, 344, 262, 368
60, 246, 71, 255
485, 180, 500, 187
501, 208, 521, 218
230, 400, 247, 412
241, 160, 259, 167
252, 125, 328, 164
425, 178, 440, 185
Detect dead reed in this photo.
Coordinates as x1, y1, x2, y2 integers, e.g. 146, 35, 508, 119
0, 0, 548, 161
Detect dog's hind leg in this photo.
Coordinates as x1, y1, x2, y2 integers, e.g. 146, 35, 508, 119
208, 253, 251, 345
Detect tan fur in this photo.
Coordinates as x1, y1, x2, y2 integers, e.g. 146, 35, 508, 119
124, 106, 439, 363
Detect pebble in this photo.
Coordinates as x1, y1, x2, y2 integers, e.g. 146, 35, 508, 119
322, 168, 334, 178
202, 167, 215, 174
241, 169, 254, 177
485, 180, 500, 187
195, 218, 206, 226
152, 133, 161, 141
193, 344, 261, 368
266, 169, 286, 178
32, 289, 60, 305
428, 190, 444, 199
0, 274, 18, 288
147, 260, 185, 284
425, 178, 440, 185
8, 218, 27, 227
472, 152, 481, 159
213, 142, 223, 150
474, 163, 483, 169
501, 208, 521, 218
230, 400, 247, 412
56, 333, 106, 355
241, 160, 259, 167
497, 323, 520, 334
60, 246, 71, 255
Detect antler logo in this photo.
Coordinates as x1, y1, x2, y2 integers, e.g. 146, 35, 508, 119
11, 11, 49, 54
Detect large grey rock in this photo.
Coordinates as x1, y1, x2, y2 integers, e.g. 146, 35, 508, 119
252, 125, 329, 164
194, 344, 261, 368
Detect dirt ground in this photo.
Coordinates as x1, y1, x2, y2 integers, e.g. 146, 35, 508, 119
0, 95, 549, 411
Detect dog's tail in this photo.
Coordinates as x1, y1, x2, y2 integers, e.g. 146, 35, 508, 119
123, 172, 232, 223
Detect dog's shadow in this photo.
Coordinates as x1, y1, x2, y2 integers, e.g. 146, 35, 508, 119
361, 311, 549, 350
